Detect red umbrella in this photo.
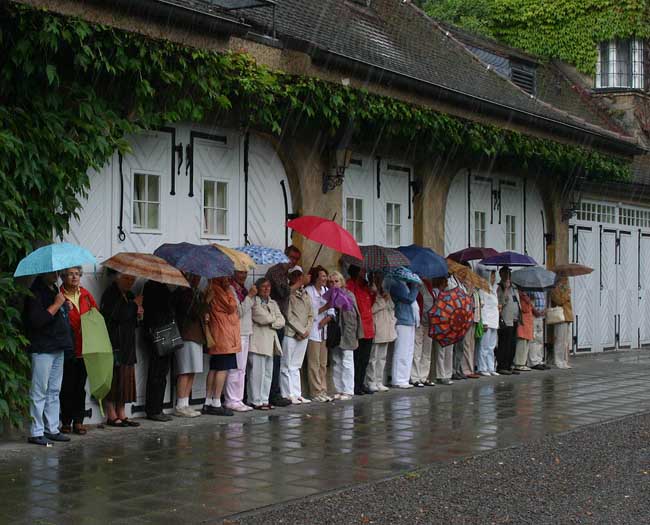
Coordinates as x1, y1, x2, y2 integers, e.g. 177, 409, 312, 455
287, 215, 363, 260
428, 287, 473, 347
448, 247, 499, 263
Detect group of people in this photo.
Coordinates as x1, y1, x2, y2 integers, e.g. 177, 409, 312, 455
23, 245, 574, 446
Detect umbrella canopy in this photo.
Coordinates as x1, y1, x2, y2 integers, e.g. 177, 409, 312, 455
552, 263, 593, 277
154, 243, 234, 279
446, 259, 491, 292
479, 251, 537, 267
428, 287, 473, 347
80, 308, 114, 415
213, 244, 256, 272
14, 242, 97, 277
511, 266, 557, 291
322, 287, 354, 311
235, 245, 289, 265
342, 245, 410, 271
448, 246, 499, 263
387, 266, 423, 285
102, 253, 190, 287
287, 215, 363, 260
398, 244, 448, 278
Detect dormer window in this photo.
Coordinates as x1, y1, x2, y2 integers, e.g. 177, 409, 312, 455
596, 38, 644, 89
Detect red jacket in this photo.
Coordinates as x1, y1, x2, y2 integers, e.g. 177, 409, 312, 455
346, 278, 375, 339
60, 286, 98, 358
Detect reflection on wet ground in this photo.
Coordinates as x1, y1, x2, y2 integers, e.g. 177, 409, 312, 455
2, 351, 650, 524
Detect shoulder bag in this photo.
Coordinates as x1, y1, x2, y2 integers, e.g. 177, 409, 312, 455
149, 320, 184, 356
326, 310, 342, 349
545, 306, 565, 325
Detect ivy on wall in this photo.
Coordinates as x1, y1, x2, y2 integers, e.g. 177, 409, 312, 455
0, 3, 633, 424
424, 0, 650, 74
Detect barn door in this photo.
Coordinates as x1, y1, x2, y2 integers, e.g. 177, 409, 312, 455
470, 175, 492, 248
379, 161, 413, 247
617, 230, 636, 348
639, 232, 650, 346
571, 226, 596, 351
343, 158, 374, 245
499, 180, 523, 254
600, 228, 617, 349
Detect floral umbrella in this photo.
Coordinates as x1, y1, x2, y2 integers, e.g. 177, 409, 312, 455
428, 286, 473, 347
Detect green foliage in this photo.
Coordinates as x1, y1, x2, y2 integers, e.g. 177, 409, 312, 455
0, 3, 632, 424
424, 0, 650, 74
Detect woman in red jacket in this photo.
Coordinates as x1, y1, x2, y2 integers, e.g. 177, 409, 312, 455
346, 265, 375, 396
59, 266, 97, 435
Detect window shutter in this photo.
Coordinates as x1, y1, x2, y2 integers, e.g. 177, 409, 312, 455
511, 63, 536, 95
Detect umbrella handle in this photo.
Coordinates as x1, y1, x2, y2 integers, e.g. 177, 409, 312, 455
307, 213, 337, 272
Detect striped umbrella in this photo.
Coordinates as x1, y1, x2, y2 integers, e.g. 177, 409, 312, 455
102, 253, 190, 287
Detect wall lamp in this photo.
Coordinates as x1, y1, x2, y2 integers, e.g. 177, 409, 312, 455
322, 147, 353, 194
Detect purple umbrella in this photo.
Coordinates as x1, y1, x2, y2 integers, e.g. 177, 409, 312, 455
448, 247, 499, 263
479, 251, 537, 267
154, 243, 235, 278
323, 287, 354, 311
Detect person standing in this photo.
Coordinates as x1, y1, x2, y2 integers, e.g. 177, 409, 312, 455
428, 277, 455, 385
248, 278, 285, 410
366, 272, 396, 392
305, 266, 334, 402
204, 276, 241, 416
24, 272, 73, 445
388, 275, 419, 388
225, 270, 256, 412
171, 276, 206, 418
528, 291, 549, 370
101, 273, 141, 428
329, 271, 363, 400
551, 277, 574, 369
410, 279, 435, 387
461, 286, 482, 379
265, 245, 302, 407
280, 268, 313, 404
475, 266, 499, 377
59, 266, 97, 435
513, 291, 534, 372
346, 265, 375, 396
497, 268, 521, 375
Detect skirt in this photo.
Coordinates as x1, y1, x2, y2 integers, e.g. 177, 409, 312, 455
209, 353, 237, 371
175, 341, 204, 375
106, 365, 136, 404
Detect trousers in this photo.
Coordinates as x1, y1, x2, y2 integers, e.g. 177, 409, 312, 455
391, 324, 416, 386
514, 338, 531, 367
280, 336, 309, 399
410, 324, 432, 383
432, 341, 453, 380
528, 317, 545, 366
554, 322, 572, 368
476, 328, 497, 373
30, 352, 64, 437
354, 338, 373, 391
365, 342, 388, 389
461, 323, 476, 375
306, 339, 328, 397
331, 347, 355, 395
60, 357, 88, 425
145, 343, 171, 416
225, 335, 250, 406
496, 326, 516, 371
247, 352, 273, 406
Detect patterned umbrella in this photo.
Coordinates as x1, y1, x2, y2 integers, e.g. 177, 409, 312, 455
479, 251, 537, 267
235, 245, 289, 265
154, 243, 234, 279
446, 259, 491, 292
14, 242, 97, 277
428, 287, 473, 347
102, 253, 190, 287
342, 245, 410, 271
552, 263, 593, 277
213, 244, 256, 272
448, 247, 499, 263
387, 266, 423, 285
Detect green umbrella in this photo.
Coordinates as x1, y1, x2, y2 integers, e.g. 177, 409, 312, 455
80, 308, 114, 415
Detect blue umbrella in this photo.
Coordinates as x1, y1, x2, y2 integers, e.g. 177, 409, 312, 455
14, 242, 97, 277
387, 266, 423, 285
154, 243, 234, 279
235, 245, 289, 265
398, 244, 448, 279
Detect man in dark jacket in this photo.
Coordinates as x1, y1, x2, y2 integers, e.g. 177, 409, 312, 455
24, 272, 73, 445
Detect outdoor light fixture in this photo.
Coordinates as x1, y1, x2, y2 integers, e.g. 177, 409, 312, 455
561, 201, 579, 222
322, 147, 353, 194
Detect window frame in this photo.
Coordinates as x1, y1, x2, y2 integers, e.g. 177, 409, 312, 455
131, 170, 163, 234
201, 178, 230, 240
385, 201, 402, 247
474, 210, 487, 248
596, 38, 644, 90
345, 196, 365, 243
505, 214, 516, 251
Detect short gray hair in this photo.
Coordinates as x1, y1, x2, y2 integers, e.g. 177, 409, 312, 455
61, 266, 83, 277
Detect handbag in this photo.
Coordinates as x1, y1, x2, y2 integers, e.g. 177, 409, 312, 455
545, 306, 566, 325
475, 321, 485, 340
326, 311, 342, 349
149, 320, 184, 356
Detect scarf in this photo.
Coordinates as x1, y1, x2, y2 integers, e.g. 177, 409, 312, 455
231, 279, 247, 303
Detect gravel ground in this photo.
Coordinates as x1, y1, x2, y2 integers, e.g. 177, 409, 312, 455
229, 412, 650, 525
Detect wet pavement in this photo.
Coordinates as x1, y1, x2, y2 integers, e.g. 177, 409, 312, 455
2, 350, 650, 524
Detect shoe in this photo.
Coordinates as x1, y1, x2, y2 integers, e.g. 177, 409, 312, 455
147, 413, 173, 422
392, 384, 413, 389
270, 396, 292, 407
377, 384, 390, 391
451, 374, 466, 380
531, 364, 546, 371
412, 381, 425, 388
479, 371, 492, 377
106, 418, 129, 427
366, 385, 379, 393
60, 424, 72, 434
490, 372, 500, 376
297, 396, 311, 404
73, 423, 88, 435
354, 389, 366, 396
122, 418, 141, 427
513, 366, 532, 372
542, 364, 552, 370
361, 387, 375, 395
497, 369, 512, 375
511, 370, 521, 375
28, 436, 52, 446
338, 394, 353, 401
289, 397, 302, 404
44, 432, 70, 442
202, 405, 233, 416
466, 374, 481, 379
174, 407, 200, 418
313, 394, 327, 402
440, 379, 453, 386
226, 402, 253, 412
422, 381, 436, 387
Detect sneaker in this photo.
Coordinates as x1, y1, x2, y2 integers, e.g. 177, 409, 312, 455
28, 436, 52, 446
531, 364, 546, 371
338, 394, 352, 401
297, 396, 311, 404
313, 394, 329, 402
377, 384, 390, 391
289, 397, 302, 404
513, 366, 532, 372
174, 407, 200, 418
226, 402, 253, 412
366, 385, 379, 393
44, 432, 70, 442
437, 379, 453, 386
412, 381, 425, 388
497, 369, 512, 375
490, 371, 500, 376
479, 371, 492, 377
422, 381, 436, 387
392, 383, 414, 389
147, 413, 173, 422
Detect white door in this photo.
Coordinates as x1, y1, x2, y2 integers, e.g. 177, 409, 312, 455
600, 228, 617, 349
379, 161, 413, 247
445, 170, 468, 254
470, 176, 492, 249
571, 226, 597, 351
343, 157, 375, 245
617, 230, 637, 348
639, 232, 650, 346
500, 180, 523, 255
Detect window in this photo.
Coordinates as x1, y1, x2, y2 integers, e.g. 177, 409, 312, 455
386, 202, 401, 246
203, 180, 228, 237
133, 172, 160, 230
596, 39, 644, 89
505, 215, 516, 250
619, 207, 650, 228
346, 197, 364, 242
577, 202, 616, 224
474, 211, 486, 247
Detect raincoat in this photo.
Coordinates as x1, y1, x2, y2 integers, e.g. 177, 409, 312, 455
60, 285, 98, 358
516, 292, 534, 340
476, 265, 499, 330
206, 281, 241, 355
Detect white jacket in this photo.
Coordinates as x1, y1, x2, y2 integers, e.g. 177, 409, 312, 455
480, 286, 499, 329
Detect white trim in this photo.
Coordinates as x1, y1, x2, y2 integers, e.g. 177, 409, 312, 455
200, 177, 230, 240
130, 168, 163, 234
